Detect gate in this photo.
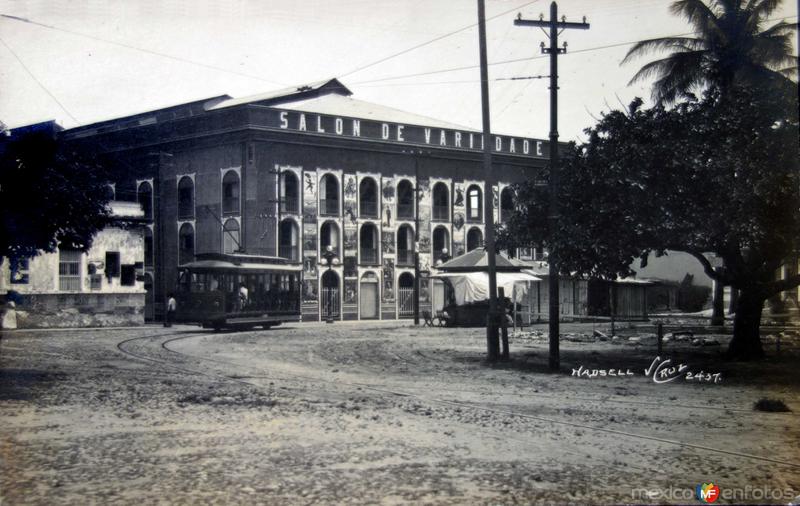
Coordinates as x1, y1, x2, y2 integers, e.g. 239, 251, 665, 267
321, 287, 340, 318
398, 287, 414, 318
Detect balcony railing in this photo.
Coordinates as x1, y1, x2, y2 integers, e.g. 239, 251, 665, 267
360, 200, 378, 218
397, 202, 414, 219
360, 248, 379, 265
397, 250, 414, 266
432, 205, 448, 221
279, 245, 299, 262
319, 198, 339, 216
466, 209, 482, 223
281, 197, 299, 214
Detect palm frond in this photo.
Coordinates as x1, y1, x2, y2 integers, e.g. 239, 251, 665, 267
670, 0, 723, 34
746, 0, 782, 21
758, 20, 799, 38
651, 51, 708, 104
622, 37, 706, 64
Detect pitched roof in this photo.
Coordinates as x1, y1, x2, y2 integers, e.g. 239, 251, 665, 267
208, 77, 475, 131
207, 78, 351, 110
435, 247, 534, 272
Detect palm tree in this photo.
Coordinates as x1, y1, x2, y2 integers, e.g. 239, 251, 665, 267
622, 0, 798, 105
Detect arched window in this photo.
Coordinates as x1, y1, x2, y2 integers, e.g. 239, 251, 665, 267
432, 182, 449, 221
144, 227, 154, 267
433, 226, 450, 263
320, 221, 340, 256
466, 227, 483, 252
279, 219, 299, 262
280, 171, 299, 214
397, 224, 414, 266
359, 223, 379, 265
398, 272, 414, 288
179, 223, 195, 265
320, 174, 340, 216
466, 184, 482, 222
359, 177, 378, 218
223, 218, 240, 254
222, 171, 240, 215
177, 176, 194, 219
397, 180, 414, 219
137, 181, 153, 221
500, 186, 515, 222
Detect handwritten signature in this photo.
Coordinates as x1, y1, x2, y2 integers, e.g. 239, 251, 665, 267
571, 356, 722, 384
644, 356, 722, 384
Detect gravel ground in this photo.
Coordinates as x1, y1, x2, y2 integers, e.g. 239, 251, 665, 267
1, 321, 799, 505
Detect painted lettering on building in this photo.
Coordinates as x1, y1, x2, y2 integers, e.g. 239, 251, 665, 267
277, 110, 545, 158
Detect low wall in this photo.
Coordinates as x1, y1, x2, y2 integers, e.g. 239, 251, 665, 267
3, 292, 145, 329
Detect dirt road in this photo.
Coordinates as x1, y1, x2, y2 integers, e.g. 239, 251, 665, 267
1, 322, 798, 504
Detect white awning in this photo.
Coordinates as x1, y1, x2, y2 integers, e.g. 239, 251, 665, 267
431, 271, 541, 304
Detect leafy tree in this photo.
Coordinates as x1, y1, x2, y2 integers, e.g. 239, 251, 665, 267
0, 124, 113, 263
499, 87, 799, 359
622, 0, 798, 105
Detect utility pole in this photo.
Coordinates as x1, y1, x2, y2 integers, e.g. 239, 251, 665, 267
413, 152, 421, 325
477, 0, 500, 361
515, 2, 589, 371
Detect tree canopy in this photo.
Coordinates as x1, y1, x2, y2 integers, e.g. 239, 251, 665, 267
499, 86, 799, 359
0, 125, 113, 262
622, 0, 798, 104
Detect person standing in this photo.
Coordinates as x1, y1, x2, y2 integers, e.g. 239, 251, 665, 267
164, 293, 176, 327
238, 283, 249, 311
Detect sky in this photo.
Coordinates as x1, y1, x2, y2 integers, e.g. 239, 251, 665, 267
0, 0, 797, 143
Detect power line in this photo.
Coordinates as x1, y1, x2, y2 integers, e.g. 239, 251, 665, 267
0, 34, 79, 124
339, 0, 539, 78
351, 14, 799, 86
0, 14, 286, 86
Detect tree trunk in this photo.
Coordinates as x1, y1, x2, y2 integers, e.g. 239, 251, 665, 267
726, 290, 765, 360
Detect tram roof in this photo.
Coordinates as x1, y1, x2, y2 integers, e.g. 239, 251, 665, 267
180, 253, 303, 271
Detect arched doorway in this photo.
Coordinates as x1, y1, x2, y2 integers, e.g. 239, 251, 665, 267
467, 227, 483, 252
433, 226, 450, 264
432, 182, 449, 221
279, 219, 299, 262
359, 272, 379, 319
321, 269, 340, 319
359, 177, 379, 218
500, 186, 515, 222
398, 272, 414, 318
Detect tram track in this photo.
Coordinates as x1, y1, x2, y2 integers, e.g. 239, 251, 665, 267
121, 330, 800, 470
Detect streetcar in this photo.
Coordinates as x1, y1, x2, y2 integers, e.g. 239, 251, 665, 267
175, 253, 302, 330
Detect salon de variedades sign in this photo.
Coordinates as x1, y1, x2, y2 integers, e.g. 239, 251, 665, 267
267, 109, 548, 158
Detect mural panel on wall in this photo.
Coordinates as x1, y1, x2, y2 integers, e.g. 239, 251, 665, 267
343, 174, 358, 256
303, 170, 317, 224
417, 176, 431, 254
344, 278, 358, 304
381, 230, 395, 255
419, 277, 430, 303
303, 279, 318, 302
304, 256, 317, 277
381, 178, 395, 228
382, 258, 395, 302
453, 183, 464, 208
344, 256, 357, 278
303, 223, 318, 253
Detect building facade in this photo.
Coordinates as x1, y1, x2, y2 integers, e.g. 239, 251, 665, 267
64, 79, 556, 322
0, 201, 148, 328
